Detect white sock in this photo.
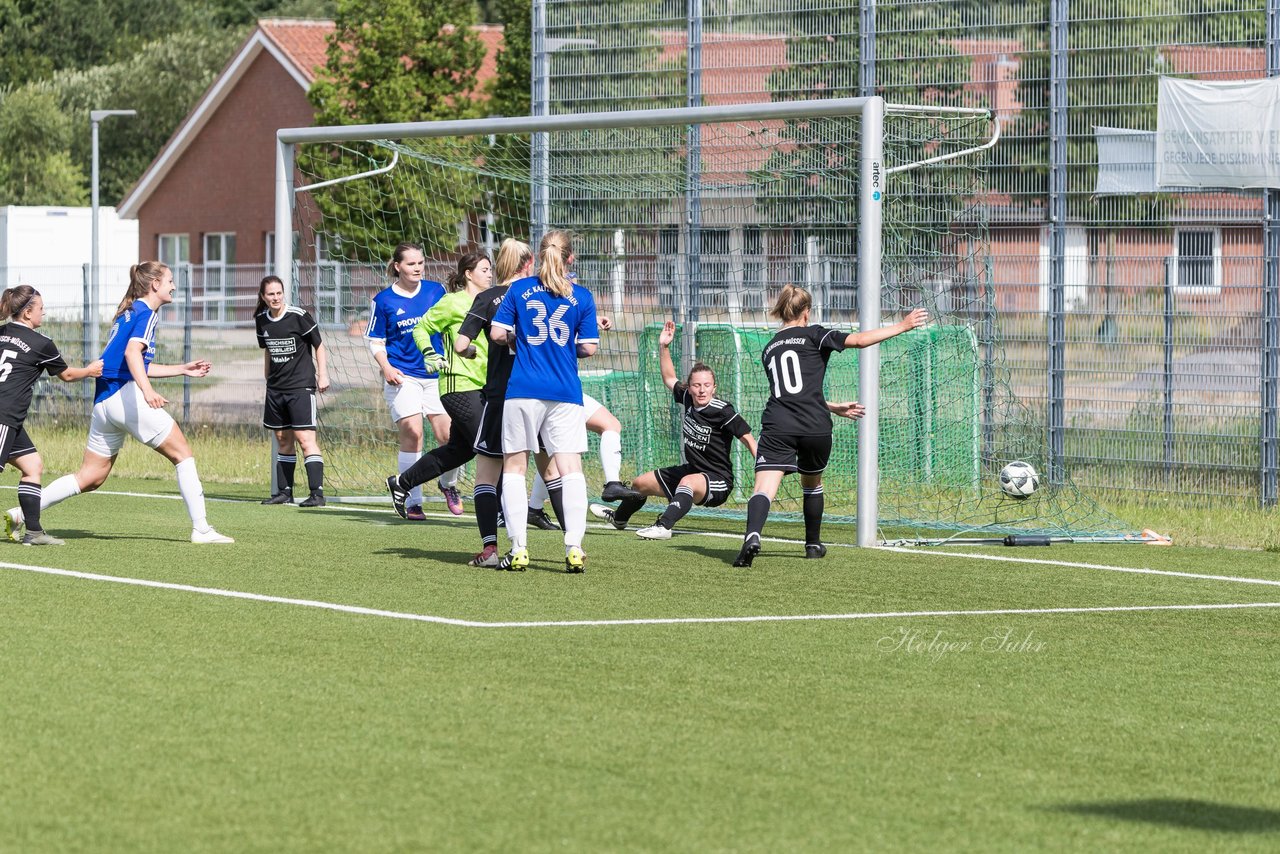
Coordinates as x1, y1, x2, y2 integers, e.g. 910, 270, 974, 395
599, 430, 622, 483
398, 451, 423, 506
560, 471, 588, 550
529, 469, 549, 508
176, 457, 209, 531
25, 474, 82, 524
501, 476, 529, 551
439, 466, 460, 489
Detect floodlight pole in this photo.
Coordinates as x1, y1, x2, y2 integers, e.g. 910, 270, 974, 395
90, 109, 136, 357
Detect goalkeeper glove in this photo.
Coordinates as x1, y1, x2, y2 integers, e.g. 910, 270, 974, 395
423, 352, 448, 374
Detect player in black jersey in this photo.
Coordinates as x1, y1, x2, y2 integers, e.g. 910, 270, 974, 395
732, 284, 927, 567
0, 286, 103, 545
255, 276, 329, 507
601, 319, 756, 540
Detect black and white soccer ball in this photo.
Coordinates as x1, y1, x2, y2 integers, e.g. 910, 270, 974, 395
999, 461, 1039, 499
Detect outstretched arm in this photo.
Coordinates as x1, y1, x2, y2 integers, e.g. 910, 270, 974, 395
658, 319, 678, 391
57, 359, 103, 382
844, 308, 929, 349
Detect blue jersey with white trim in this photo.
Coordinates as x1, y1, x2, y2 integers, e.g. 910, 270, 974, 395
492, 276, 598, 404
365, 282, 445, 379
95, 299, 159, 404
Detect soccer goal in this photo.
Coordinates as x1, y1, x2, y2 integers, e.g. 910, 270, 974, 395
275, 96, 1139, 546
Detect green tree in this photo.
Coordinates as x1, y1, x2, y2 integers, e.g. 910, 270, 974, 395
302, 0, 487, 262
0, 87, 87, 204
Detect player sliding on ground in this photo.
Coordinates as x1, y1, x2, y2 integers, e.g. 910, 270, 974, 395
7, 262, 234, 544
0, 285, 102, 545
489, 230, 599, 573
597, 319, 756, 540
732, 284, 928, 567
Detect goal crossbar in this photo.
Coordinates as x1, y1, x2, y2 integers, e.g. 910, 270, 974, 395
274, 97, 993, 546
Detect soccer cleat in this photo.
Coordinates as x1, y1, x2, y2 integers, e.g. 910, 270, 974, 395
386, 475, 408, 518
5, 509, 23, 543
468, 544, 500, 567
405, 505, 427, 522
593, 506, 628, 531
528, 507, 560, 531
299, 492, 326, 508
565, 546, 586, 573
192, 527, 235, 544
805, 543, 827, 559
601, 480, 639, 502
588, 503, 612, 520
732, 537, 760, 567
440, 484, 464, 516
261, 491, 293, 505
497, 547, 529, 572
21, 530, 64, 546
636, 524, 672, 540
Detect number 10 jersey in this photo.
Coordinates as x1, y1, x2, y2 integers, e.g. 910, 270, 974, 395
759, 324, 849, 436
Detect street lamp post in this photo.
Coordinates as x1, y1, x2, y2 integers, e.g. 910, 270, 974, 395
90, 109, 136, 356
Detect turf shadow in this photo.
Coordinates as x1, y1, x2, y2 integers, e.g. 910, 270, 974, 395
1047, 798, 1280, 833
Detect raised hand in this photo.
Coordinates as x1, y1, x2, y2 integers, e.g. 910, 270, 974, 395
658, 319, 676, 347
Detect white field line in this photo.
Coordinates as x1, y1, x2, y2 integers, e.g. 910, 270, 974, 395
2, 561, 1280, 628
876, 546, 1280, 589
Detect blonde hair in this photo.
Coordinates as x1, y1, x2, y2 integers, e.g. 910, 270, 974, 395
116, 262, 168, 319
537, 230, 574, 298
494, 238, 532, 285
1, 285, 38, 321
770, 283, 812, 323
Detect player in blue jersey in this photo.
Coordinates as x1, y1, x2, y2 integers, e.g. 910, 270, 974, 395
366, 242, 461, 520
490, 230, 599, 573
5, 262, 233, 543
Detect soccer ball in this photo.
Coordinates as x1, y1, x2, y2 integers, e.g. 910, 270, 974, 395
999, 461, 1039, 499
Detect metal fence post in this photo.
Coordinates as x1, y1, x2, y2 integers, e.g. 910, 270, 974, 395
182, 262, 193, 423
1263, 0, 1280, 507
683, 0, 704, 376
1163, 258, 1175, 484
81, 262, 93, 416
1046, 0, 1069, 485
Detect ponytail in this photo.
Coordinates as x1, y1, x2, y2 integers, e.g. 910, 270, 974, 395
256, 275, 284, 316
769, 283, 812, 323
537, 229, 574, 298
494, 238, 532, 285
1, 285, 38, 321
116, 262, 168, 319
446, 250, 490, 293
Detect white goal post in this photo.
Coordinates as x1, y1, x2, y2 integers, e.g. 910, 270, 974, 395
273, 97, 995, 547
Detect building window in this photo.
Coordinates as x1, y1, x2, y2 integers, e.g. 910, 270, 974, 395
1173, 229, 1221, 294
158, 233, 189, 269
201, 233, 236, 323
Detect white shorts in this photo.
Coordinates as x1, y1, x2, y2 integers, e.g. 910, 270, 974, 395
581, 392, 603, 420
503, 399, 587, 455
88, 383, 177, 457
384, 376, 445, 423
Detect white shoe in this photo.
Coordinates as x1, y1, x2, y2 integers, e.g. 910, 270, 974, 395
636, 524, 672, 540
5, 508, 24, 543
588, 503, 612, 520
192, 527, 235, 544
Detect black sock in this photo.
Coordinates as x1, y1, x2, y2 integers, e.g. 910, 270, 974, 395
657, 487, 694, 529
277, 453, 296, 494
304, 455, 324, 494
803, 485, 824, 545
474, 484, 499, 547
614, 493, 647, 525
545, 477, 565, 528
18, 480, 40, 532
744, 493, 771, 543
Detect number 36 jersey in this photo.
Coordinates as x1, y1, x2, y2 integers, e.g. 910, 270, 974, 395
492, 275, 598, 405
759, 325, 849, 436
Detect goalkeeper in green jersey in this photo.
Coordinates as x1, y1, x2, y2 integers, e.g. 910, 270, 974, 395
386, 251, 493, 522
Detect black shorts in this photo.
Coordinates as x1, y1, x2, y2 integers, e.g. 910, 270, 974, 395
473, 395, 505, 459
754, 432, 833, 474
263, 388, 317, 431
655, 464, 733, 508
0, 423, 37, 473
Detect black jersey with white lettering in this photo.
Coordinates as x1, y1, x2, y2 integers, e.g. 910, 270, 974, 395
0, 322, 68, 428
759, 324, 850, 436
256, 306, 322, 391
458, 285, 513, 400
674, 381, 752, 476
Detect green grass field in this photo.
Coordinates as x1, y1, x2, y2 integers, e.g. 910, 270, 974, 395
1, 478, 1278, 852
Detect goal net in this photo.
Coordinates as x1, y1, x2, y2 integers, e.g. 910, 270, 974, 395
280, 98, 1139, 545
